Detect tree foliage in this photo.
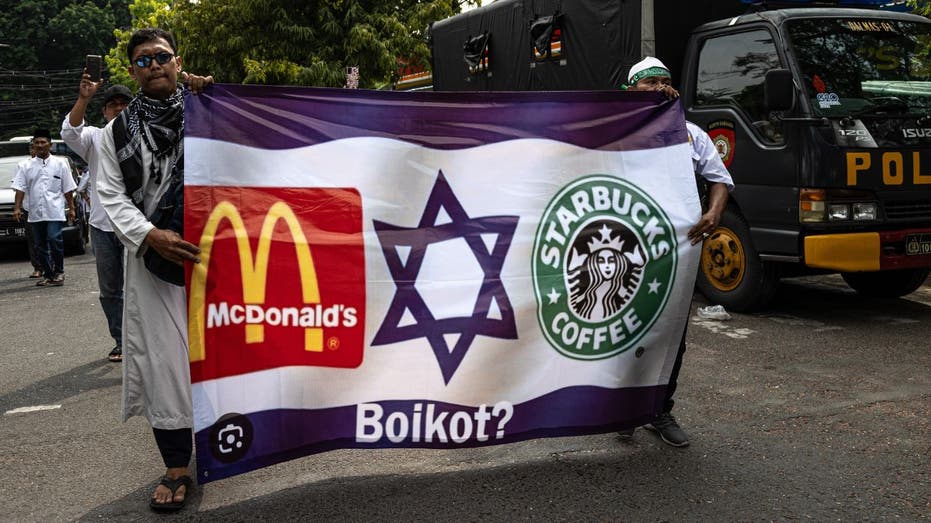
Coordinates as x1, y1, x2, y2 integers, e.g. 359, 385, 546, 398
169, 0, 474, 88
908, 0, 931, 16
0, 0, 130, 138
104, 0, 172, 89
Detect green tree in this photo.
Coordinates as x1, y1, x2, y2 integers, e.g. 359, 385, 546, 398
49, 2, 120, 63
0, 0, 131, 138
908, 0, 931, 16
104, 0, 172, 89
169, 0, 475, 88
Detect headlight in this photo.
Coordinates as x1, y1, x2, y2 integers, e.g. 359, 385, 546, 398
829, 204, 850, 221
852, 202, 877, 221
799, 188, 878, 223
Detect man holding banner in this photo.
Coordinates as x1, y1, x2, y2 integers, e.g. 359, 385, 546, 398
619, 57, 734, 447
96, 28, 212, 511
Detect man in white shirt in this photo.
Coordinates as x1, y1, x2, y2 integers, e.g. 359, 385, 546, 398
619, 57, 735, 447
17, 142, 46, 279
12, 128, 77, 287
62, 83, 133, 362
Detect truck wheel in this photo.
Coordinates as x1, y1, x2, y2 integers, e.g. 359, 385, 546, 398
695, 207, 778, 312
841, 268, 930, 298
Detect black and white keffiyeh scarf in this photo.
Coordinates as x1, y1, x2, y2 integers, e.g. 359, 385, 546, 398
113, 86, 187, 286
113, 86, 185, 211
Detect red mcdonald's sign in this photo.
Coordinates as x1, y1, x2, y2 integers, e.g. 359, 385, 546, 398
186, 186, 366, 383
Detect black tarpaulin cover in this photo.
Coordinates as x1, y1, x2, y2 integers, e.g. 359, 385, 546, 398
430, 0, 750, 92
432, 0, 641, 91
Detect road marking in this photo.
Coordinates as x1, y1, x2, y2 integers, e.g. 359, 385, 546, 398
4, 404, 62, 415
905, 291, 931, 307
690, 317, 756, 339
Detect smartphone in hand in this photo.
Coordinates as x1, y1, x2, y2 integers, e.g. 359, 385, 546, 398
85, 55, 102, 82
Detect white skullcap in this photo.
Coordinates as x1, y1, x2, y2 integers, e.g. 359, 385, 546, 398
627, 57, 672, 84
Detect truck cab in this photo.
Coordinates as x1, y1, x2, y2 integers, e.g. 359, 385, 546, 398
423, 0, 931, 310
681, 9, 931, 309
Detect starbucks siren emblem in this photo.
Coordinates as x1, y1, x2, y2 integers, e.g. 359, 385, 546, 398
533, 175, 677, 360
567, 222, 645, 321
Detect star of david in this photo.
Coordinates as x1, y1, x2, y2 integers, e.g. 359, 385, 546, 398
372, 171, 519, 384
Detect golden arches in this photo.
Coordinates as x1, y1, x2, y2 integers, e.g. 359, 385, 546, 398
188, 201, 322, 363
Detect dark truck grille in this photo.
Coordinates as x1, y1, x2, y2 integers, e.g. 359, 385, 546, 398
885, 200, 931, 220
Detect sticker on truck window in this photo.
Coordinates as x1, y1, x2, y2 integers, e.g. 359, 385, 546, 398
817, 92, 842, 109
844, 20, 898, 34
708, 120, 735, 168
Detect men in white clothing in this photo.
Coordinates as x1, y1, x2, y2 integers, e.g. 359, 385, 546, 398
619, 57, 734, 447
96, 27, 212, 512
12, 128, 77, 286
62, 83, 132, 362
16, 142, 46, 278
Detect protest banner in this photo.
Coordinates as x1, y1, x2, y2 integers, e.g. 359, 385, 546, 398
185, 86, 700, 482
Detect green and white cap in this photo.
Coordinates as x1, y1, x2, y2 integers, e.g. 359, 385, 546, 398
627, 56, 671, 85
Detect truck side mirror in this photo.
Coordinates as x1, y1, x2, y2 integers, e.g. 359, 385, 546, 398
765, 69, 795, 112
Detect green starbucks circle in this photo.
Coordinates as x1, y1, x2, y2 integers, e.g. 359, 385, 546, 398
532, 175, 677, 360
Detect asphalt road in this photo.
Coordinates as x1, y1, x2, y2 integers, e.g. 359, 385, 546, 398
0, 248, 928, 522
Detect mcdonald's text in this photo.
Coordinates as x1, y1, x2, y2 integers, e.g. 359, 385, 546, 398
207, 302, 358, 329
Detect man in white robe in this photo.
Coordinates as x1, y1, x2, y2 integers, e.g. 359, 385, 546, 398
96, 27, 212, 512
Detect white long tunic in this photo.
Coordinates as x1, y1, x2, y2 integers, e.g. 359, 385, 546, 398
96, 119, 192, 430
61, 116, 113, 232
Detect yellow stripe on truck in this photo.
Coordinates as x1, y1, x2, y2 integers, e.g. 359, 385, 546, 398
804, 233, 881, 272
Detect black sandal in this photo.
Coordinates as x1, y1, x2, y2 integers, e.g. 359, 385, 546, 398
107, 346, 122, 362
149, 475, 193, 512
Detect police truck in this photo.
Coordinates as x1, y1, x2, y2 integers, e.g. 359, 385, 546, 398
420, 0, 931, 310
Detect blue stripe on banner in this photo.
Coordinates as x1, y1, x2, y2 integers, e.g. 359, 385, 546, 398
196, 384, 667, 483
185, 85, 687, 152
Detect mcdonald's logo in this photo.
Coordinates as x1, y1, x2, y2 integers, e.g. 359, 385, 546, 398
186, 186, 365, 383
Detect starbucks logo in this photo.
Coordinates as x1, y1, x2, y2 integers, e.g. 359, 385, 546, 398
532, 175, 677, 359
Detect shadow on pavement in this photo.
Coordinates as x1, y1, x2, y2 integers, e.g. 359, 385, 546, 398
77, 445, 731, 522
0, 359, 120, 413
0, 247, 29, 263
690, 275, 931, 332
764, 276, 931, 318
76, 477, 204, 522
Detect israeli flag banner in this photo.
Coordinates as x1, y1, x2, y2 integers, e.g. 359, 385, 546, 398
184, 85, 701, 482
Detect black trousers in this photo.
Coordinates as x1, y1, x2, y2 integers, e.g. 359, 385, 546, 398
663, 325, 688, 413
153, 428, 193, 468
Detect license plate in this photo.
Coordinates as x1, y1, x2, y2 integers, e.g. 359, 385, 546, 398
905, 234, 931, 255
0, 227, 25, 237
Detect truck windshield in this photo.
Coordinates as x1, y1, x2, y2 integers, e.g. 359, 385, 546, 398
786, 18, 931, 117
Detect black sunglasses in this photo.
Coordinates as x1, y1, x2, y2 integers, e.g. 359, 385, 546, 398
133, 51, 174, 68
